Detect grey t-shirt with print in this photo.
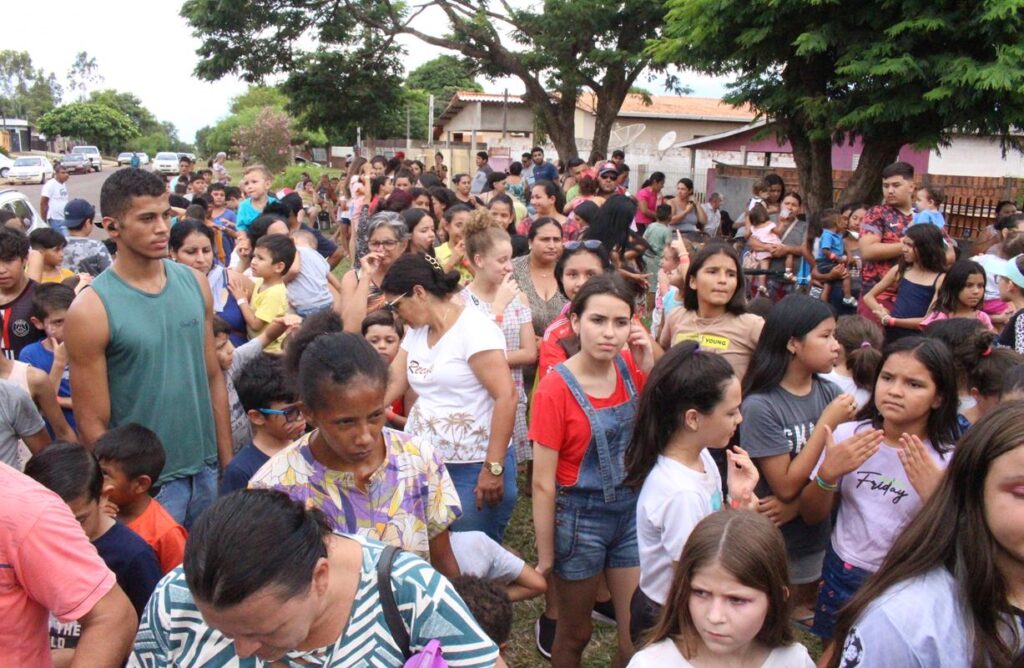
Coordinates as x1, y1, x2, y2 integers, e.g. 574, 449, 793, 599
0, 379, 47, 466
739, 377, 839, 556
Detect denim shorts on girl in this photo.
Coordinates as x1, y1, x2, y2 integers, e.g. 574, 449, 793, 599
554, 489, 639, 581
812, 545, 871, 639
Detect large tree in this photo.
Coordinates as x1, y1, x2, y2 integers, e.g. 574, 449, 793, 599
88, 89, 160, 134
181, 0, 675, 160
651, 0, 1024, 213
407, 55, 482, 104
0, 50, 62, 123
66, 51, 102, 102
38, 102, 137, 154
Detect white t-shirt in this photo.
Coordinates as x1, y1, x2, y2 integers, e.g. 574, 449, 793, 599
402, 307, 506, 463
287, 246, 333, 311
812, 421, 951, 572
41, 179, 69, 221
637, 451, 722, 605
629, 638, 815, 668
449, 531, 524, 584
821, 370, 871, 410
838, 567, 1023, 667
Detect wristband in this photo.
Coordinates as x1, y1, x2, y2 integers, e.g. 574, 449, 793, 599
815, 475, 839, 492
729, 497, 744, 510
493, 313, 504, 324
236, 298, 248, 306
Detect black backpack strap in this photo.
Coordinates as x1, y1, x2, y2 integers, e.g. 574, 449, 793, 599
377, 544, 411, 659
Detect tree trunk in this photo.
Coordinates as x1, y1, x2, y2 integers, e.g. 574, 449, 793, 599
786, 121, 834, 216
842, 137, 904, 206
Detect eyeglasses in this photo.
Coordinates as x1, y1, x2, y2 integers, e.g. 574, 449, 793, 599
599, 174, 617, 180
368, 239, 400, 250
258, 405, 303, 422
564, 239, 603, 251
382, 291, 408, 313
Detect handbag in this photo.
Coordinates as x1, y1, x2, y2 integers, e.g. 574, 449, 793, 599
377, 545, 449, 668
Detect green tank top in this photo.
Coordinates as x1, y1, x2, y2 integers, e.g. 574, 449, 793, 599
92, 260, 217, 482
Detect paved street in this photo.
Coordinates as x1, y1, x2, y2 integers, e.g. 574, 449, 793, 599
5, 165, 120, 240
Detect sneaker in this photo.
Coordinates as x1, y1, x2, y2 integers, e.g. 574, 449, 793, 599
535, 614, 556, 659
842, 296, 858, 307
591, 598, 617, 626
783, 271, 796, 283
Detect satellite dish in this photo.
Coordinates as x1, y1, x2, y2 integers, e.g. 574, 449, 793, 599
657, 131, 677, 152
610, 123, 646, 148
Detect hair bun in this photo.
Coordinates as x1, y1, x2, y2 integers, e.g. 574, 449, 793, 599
442, 270, 462, 292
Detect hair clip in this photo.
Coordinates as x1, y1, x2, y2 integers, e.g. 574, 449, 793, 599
982, 346, 992, 357
424, 254, 444, 276
860, 341, 872, 349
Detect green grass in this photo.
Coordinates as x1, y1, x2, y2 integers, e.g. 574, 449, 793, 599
499, 470, 822, 666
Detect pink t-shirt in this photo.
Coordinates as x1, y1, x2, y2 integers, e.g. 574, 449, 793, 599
635, 186, 659, 225
750, 222, 782, 261
0, 462, 115, 667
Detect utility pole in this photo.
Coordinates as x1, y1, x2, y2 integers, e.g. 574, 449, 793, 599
406, 105, 411, 150
428, 95, 435, 147
502, 89, 508, 140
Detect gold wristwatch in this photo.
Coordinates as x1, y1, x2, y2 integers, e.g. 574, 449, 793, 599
486, 461, 504, 476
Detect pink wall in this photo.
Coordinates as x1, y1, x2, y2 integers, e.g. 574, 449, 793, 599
695, 127, 930, 172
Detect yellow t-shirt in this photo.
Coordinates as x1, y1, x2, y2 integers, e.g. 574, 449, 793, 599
435, 242, 473, 285
250, 278, 288, 352
41, 268, 75, 284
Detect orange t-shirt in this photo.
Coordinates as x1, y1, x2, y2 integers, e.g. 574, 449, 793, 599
127, 498, 188, 574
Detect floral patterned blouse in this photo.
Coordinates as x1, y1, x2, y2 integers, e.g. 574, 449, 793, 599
248, 428, 462, 559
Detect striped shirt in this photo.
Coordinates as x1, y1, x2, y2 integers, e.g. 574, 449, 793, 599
129, 534, 499, 667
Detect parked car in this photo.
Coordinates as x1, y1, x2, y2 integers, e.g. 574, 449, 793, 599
60, 152, 91, 175
178, 152, 197, 163
153, 151, 180, 174
0, 189, 46, 232
71, 145, 102, 172
0, 154, 13, 179
7, 156, 54, 184
117, 152, 151, 166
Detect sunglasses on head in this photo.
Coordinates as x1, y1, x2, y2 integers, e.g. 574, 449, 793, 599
564, 239, 603, 251
382, 291, 408, 313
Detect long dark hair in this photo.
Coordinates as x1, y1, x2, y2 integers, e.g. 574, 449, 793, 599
931, 259, 985, 315
743, 295, 835, 396
682, 243, 746, 316
900, 223, 947, 274
831, 402, 1024, 668
585, 194, 640, 257
855, 337, 959, 452
531, 180, 565, 213
554, 242, 613, 299
642, 511, 794, 655
624, 341, 736, 488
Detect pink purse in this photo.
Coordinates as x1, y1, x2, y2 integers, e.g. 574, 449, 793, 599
403, 639, 447, 668
379, 546, 449, 668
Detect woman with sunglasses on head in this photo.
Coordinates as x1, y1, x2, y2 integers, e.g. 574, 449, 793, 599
339, 213, 409, 332
248, 311, 463, 578
381, 253, 518, 543
512, 218, 568, 379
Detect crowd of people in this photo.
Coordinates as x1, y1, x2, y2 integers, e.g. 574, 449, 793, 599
2, 145, 1024, 668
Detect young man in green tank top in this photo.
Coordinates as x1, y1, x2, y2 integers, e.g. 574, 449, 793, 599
65, 168, 232, 529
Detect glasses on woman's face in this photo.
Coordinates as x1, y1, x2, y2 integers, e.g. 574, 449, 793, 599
258, 405, 303, 422
564, 239, 603, 251
368, 239, 400, 251
382, 291, 408, 314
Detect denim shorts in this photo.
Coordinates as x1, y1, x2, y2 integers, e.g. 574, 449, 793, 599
153, 462, 219, 530
554, 489, 639, 581
812, 546, 871, 639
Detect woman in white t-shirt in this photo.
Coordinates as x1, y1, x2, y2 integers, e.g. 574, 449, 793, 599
623, 340, 759, 642
798, 337, 960, 665
382, 253, 518, 542
832, 402, 1024, 668
821, 315, 884, 410
628, 511, 814, 668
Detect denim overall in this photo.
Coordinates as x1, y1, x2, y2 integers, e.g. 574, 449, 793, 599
552, 355, 640, 581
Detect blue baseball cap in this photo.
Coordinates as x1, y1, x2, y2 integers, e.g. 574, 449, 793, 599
991, 254, 1024, 289
63, 199, 96, 228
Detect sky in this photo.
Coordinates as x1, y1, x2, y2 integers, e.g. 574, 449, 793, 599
9, 0, 732, 144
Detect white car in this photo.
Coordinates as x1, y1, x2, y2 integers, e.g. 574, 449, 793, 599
0, 189, 46, 232
0, 154, 13, 179
7, 156, 54, 185
70, 145, 102, 172
153, 151, 180, 174
117, 152, 151, 166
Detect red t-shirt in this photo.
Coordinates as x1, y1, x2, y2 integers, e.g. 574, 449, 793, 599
537, 314, 649, 385
529, 353, 646, 486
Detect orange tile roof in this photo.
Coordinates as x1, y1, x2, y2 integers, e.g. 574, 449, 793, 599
575, 92, 754, 121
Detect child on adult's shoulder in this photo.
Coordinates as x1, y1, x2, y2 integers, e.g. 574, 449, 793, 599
19, 283, 76, 432
628, 511, 815, 668
28, 228, 75, 284
237, 234, 295, 352
93, 424, 187, 574
220, 353, 307, 495
912, 186, 946, 229
25, 442, 162, 618
214, 314, 301, 453
361, 309, 407, 429
450, 575, 514, 659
